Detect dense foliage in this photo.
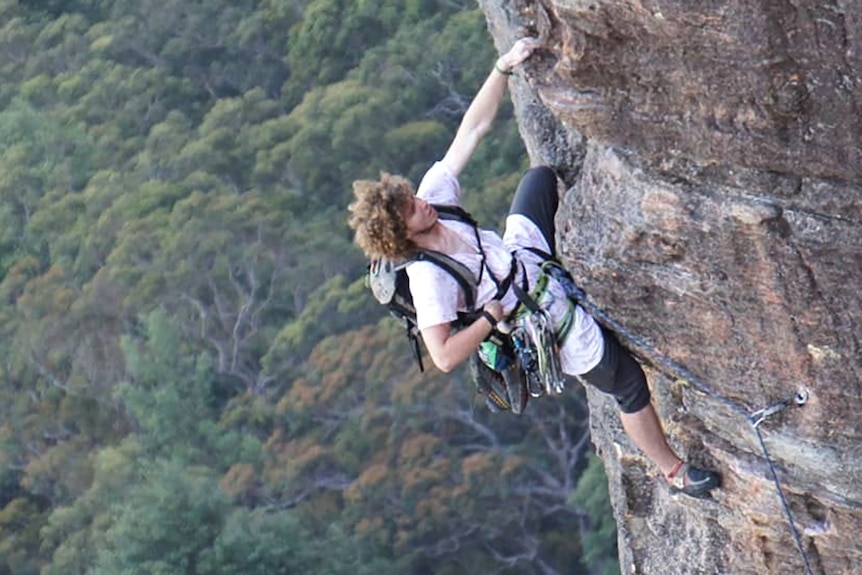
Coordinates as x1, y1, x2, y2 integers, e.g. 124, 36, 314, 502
0, 1, 618, 574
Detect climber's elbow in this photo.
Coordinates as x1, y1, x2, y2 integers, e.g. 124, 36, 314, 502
421, 323, 462, 373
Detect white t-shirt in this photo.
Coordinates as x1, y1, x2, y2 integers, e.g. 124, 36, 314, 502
406, 162, 604, 375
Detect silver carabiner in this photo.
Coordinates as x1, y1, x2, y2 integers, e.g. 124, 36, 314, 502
749, 401, 788, 428
749, 387, 810, 428
525, 311, 565, 395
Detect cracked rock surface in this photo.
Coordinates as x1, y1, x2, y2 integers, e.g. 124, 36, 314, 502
479, 1, 862, 573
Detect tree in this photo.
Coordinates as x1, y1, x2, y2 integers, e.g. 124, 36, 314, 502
88, 459, 231, 575
571, 454, 621, 575
0, 3, 601, 574
202, 509, 399, 575
0, 100, 96, 274
271, 321, 596, 574
16, 0, 108, 20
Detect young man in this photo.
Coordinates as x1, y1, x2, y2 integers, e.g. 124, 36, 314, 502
349, 38, 720, 497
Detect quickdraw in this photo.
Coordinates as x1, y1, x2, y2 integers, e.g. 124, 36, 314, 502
749, 388, 809, 428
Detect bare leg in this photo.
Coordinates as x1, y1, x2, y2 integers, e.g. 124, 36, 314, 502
619, 402, 682, 477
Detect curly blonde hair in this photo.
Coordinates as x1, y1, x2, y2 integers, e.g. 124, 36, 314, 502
348, 173, 418, 260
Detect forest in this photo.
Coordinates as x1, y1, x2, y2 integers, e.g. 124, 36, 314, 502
0, 1, 618, 574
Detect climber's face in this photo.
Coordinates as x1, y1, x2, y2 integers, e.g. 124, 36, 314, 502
403, 196, 438, 239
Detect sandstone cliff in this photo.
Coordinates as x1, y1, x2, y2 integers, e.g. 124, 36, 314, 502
478, 1, 862, 573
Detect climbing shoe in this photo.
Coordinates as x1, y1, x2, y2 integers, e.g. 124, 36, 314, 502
667, 461, 721, 498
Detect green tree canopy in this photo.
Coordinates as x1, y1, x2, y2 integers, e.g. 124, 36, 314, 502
0, 2, 619, 574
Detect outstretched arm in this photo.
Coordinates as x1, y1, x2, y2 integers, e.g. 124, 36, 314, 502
441, 37, 540, 177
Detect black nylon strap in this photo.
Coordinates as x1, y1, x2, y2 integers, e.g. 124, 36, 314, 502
434, 204, 478, 226
481, 309, 498, 328
521, 246, 556, 263
413, 250, 477, 311
507, 249, 551, 319
512, 280, 543, 315
436, 204, 511, 294
414, 205, 523, 320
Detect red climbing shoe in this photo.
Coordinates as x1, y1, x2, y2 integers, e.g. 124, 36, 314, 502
667, 461, 721, 498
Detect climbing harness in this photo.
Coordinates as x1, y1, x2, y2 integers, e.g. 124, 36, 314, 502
544, 266, 817, 575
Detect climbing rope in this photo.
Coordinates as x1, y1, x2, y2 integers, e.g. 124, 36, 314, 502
754, 425, 816, 575
551, 274, 817, 575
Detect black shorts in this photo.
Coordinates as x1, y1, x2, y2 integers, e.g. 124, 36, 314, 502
580, 328, 651, 413
507, 166, 559, 258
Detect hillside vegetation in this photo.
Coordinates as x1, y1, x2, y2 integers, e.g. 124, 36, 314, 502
0, 2, 614, 574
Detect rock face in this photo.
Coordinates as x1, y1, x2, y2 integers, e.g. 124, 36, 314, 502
479, 1, 862, 574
